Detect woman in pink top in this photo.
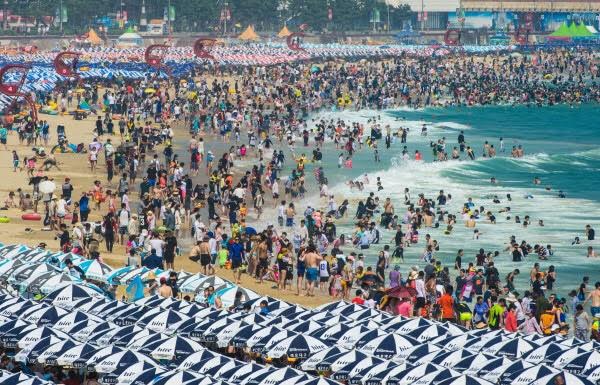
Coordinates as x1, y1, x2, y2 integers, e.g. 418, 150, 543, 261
396, 297, 413, 317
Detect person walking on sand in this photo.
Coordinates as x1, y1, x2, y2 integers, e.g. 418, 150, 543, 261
302, 244, 322, 297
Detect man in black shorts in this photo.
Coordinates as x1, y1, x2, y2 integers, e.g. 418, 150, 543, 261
199, 236, 211, 274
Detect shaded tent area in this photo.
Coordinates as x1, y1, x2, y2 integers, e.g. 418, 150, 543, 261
278, 26, 292, 38
238, 25, 260, 41
548, 22, 597, 41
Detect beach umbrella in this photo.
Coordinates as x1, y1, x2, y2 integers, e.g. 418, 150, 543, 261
96, 325, 144, 346
266, 334, 328, 359
183, 275, 228, 293
142, 335, 204, 361
560, 338, 586, 348
311, 323, 351, 343
213, 285, 260, 308
93, 349, 157, 373
71, 296, 108, 313
405, 325, 454, 342
301, 310, 346, 323
359, 334, 419, 359
90, 300, 130, 317
214, 320, 250, 348
2, 300, 46, 318
140, 295, 178, 309
138, 308, 190, 333
525, 334, 566, 345
394, 343, 441, 364
0, 372, 49, 385
37, 273, 80, 294
269, 305, 307, 318
416, 349, 475, 367
77, 259, 113, 282
337, 326, 382, 348
14, 335, 67, 363
524, 342, 569, 364
116, 266, 149, 285
0, 322, 36, 347
241, 367, 305, 385
260, 315, 293, 327
435, 374, 495, 385
346, 308, 382, 321
219, 362, 264, 383
498, 364, 559, 385
16, 326, 70, 349
101, 361, 163, 385
558, 351, 600, 374
20, 306, 69, 326
202, 318, 245, 344
177, 349, 216, 371
50, 311, 97, 332
239, 296, 283, 310
0, 244, 28, 259
152, 369, 203, 385
0, 296, 24, 314
576, 341, 600, 351
313, 302, 348, 313
284, 319, 324, 334
239, 313, 267, 325
350, 328, 389, 349
548, 347, 589, 368
8, 263, 59, 285
453, 352, 507, 373
107, 305, 150, 325
224, 325, 263, 347
296, 377, 341, 385
483, 337, 539, 358
105, 265, 133, 285
528, 372, 595, 385
329, 350, 376, 372
384, 318, 432, 333
479, 358, 533, 380
409, 368, 462, 385
44, 284, 104, 309
353, 362, 407, 385
301, 346, 349, 371
306, 349, 364, 373
249, 329, 296, 353
331, 357, 385, 381
175, 303, 205, 317
73, 321, 116, 342
35, 338, 78, 365
583, 365, 600, 384
186, 356, 239, 376
329, 303, 367, 317
128, 367, 167, 385
123, 331, 167, 351
385, 363, 445, 385
466, 335, 512, 352
38, 181, 56, 194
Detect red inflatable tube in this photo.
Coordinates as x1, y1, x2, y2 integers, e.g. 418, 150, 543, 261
21, 213, 41, 221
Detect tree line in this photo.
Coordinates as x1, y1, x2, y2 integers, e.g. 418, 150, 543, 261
5, 0, 412, 33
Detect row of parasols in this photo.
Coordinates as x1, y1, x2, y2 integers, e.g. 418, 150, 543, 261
1, 242, 600, 385
0, 244, 259, 308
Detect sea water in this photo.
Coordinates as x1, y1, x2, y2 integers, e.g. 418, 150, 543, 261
308, 104, 600, 299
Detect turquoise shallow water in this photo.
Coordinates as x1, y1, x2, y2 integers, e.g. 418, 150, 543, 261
306, 104, 600, 299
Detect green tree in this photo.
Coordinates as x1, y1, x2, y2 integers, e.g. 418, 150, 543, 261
229, 0, 279, 31
287, 0, 327, 31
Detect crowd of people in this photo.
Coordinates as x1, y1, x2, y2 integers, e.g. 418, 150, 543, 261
1, 47, 599, 344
